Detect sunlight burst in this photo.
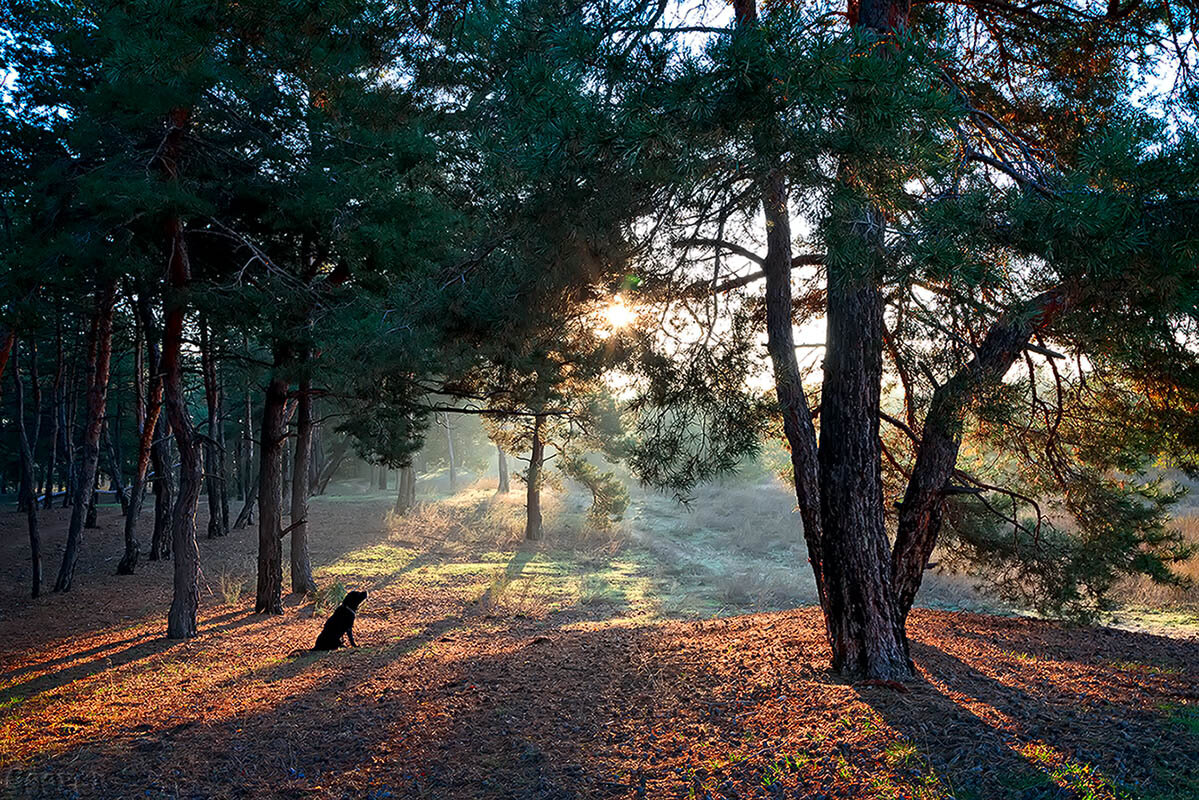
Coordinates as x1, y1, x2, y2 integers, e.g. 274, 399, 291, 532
603, 295, 635, 330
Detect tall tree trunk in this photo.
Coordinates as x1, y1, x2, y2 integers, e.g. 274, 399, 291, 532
811, 0, 914, 680
242, 359, 255, 502
524, 413, 545, 541
394, 462, 417, 515
159, 108, 203, 640
734, 0, 912, 679
44, 311, 63, 509
445, 413, 457, 493
200, 317, 228, 538
162, 245, 202, 636
818, 246, 911, 678
255, 350, 289, 614
12, 343, 42, 598
759, 171, 828, 610
377, 462, 387, 491
496, 445, 510, 495
54, 280, 117, 592
118, 293, 164, 575
289, 376, 316, 595
149, 415, 173, 560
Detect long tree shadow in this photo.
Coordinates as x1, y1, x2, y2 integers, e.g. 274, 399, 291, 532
0, 638, 181, 704
1, 610, 271, 704
855, 629, 1198, 799
946, 613, 1197, 673
0, 631, 159, 683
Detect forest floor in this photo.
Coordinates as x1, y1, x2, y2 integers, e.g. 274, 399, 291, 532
0, 481, 1196, 799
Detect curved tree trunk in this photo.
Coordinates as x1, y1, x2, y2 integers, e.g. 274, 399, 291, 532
316, 440, 350, 495
289, 376, 317, 595
54, 280, 117, 592
734, 0, 833, 664
759, 171, 827, 610
524, 413, 545, 541
157, 107, 203, 640
891, 288, 1073, 618
234, 473, 258, 530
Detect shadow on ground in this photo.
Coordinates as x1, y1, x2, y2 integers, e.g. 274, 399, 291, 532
4, 609, 1196, 800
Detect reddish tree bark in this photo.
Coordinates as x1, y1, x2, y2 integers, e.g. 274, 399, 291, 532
118, 292, 164, 575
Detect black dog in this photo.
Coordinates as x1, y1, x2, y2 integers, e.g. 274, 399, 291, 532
313, 590, 368, 651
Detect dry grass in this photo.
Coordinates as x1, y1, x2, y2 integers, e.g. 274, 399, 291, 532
628, 478, 1001, 617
